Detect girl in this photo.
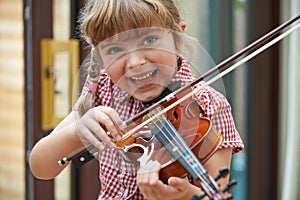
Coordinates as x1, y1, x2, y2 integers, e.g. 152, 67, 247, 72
29, 0, 244, 199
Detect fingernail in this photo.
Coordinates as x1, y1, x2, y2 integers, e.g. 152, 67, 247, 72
168, 177, 178, 185
116, 135, 122, 141
119, 122, 127, 131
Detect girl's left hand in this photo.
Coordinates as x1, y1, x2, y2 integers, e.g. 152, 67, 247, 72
137, 160, 202, 200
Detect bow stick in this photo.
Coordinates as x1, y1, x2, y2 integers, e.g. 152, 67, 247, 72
58, 14, 300, 167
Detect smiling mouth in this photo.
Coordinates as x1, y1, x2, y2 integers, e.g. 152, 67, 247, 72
129, 70, 157, 88
130, 70, 155, 81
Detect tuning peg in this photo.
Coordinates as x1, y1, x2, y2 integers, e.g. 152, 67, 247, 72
214, 167, 230, 181
190, 193, 206, 200
190, 170, 237, 200
222, 179, 238, 193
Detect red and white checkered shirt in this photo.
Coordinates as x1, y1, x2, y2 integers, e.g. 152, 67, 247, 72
77, 58, 244, 199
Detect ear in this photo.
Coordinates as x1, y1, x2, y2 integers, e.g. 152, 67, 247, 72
174, 21, 186, 52
179, 21, 187, 31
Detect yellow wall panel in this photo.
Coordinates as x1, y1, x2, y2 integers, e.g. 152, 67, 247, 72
0, 0, 25, 199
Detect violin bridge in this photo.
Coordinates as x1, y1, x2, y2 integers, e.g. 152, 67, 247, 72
142, 106, 166, 128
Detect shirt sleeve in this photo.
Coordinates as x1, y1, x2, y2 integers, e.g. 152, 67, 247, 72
194, 83, 244, 154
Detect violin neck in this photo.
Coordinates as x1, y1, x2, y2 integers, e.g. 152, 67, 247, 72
152, 119, 227, 198
151, 119, 207, 180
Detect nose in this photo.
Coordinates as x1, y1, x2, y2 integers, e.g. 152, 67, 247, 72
125, 50, 146, 69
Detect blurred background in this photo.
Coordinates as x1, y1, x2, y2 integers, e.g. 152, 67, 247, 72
0, 0, 299, 199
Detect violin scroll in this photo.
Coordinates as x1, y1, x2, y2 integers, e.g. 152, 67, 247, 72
191, 168, 237, 200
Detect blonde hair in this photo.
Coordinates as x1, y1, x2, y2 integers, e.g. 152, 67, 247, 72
79, 0, 183, 46
77, 0, 184, 115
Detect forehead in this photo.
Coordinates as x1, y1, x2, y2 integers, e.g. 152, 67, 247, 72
98, 27, 173, 47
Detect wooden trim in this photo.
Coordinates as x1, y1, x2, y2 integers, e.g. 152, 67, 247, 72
25, 0, 100, 199
70, 1, 101, 200
71, 160, 101, 200
24, 0, 54, 199
208, 1, 234, 101
246, 0, 280, 199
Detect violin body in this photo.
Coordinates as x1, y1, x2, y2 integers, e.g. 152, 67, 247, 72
115, 87, 223, 183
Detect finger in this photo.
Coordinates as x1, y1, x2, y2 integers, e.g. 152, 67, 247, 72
168, 177, 189, 191
94, 106, 123, 140
76, 110, 113, 148
75, 122, 106, 150
137, 161, 163, 198
86, 119, 115, 148
85, 107, 118, 141
137, 160, 161, 184
98, 106, 124, 127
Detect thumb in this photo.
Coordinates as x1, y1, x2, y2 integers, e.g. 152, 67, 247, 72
168, 177, 189, 191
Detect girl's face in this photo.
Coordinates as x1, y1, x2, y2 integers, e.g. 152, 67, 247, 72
97, 28, 179, 102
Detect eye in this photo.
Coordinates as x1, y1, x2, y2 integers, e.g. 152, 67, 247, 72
107, 47, 123, 55
143, 36, 158, 45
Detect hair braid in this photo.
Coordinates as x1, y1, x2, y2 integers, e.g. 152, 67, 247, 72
77, 49, 101, 116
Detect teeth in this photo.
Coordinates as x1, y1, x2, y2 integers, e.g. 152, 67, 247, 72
131, 71, 154, 81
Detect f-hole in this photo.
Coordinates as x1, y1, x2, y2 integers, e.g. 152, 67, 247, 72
173, 109, 179, 120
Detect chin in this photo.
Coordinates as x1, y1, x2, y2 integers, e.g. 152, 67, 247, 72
129, 85, 166, 102
134, 95, 154, 103
133, 92, 162, 103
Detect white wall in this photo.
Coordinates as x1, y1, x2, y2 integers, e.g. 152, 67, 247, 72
279, 0, 300, 199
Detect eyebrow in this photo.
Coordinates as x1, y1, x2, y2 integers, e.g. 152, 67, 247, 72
98, 28, 167, 49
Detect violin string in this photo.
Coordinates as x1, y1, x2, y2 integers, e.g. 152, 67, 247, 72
152, 119, 217, 195
160, 120, 217, 195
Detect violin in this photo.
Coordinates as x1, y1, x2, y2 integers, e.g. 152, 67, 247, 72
58, 15, 300, 199
115, 83, 233, 199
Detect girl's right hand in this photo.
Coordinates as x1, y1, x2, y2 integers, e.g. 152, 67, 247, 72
74, 106, 124, 150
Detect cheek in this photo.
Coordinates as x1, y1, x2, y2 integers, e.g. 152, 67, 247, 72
159, 66, 177, 82
147, 51, 178, 67
105, 60, 125, 84
156, 55, 178, 76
